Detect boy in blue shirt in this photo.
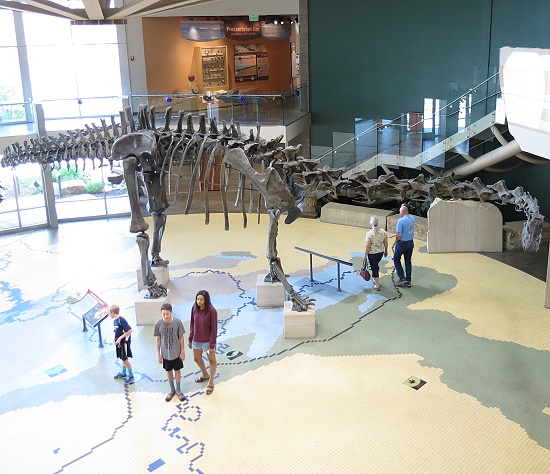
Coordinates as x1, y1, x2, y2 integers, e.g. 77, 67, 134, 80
109, 305, 134, 384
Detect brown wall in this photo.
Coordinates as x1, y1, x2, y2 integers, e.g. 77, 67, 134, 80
142, 18, 292, 94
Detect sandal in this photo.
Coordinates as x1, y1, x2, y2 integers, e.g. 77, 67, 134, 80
195, 376, 209, 383
206, 385, 214, 395
165, 392, 175, 402
177, 392, 186, 402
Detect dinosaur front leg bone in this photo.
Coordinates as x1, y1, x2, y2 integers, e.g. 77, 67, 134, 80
220, 161, 230, 231
151, 211, 169, 267
123, 156, 149, 233
137, 232, 154, 288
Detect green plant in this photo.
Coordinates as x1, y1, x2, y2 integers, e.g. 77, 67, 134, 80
16, 176, 43, 195
403, 199, 434, 218
86, 182, 104, 194
0, 85, 25, 121
18, 176, 41, 188
51, 165, 90, 183
418, 199, 434, 217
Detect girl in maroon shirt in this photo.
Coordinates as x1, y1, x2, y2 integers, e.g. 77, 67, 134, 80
188, 289, 218, 395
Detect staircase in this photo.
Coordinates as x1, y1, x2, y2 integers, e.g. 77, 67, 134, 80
344, 111, 498, 177
315, 74, 515, 179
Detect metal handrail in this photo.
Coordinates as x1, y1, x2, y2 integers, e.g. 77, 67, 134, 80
314, 72, 501, 162
295, 246, 353, 292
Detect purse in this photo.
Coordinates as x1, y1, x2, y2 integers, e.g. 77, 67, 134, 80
360, 259, 371, 281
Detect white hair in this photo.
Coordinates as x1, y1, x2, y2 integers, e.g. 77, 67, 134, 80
370, 215, 379, 229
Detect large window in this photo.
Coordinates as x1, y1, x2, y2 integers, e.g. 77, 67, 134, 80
0, 163, 48, 231
24, 14, 123, 119
0, 12, 130, 233
0, 10, 25, 124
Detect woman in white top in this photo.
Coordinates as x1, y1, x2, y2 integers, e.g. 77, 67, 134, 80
364, 215, 388, 290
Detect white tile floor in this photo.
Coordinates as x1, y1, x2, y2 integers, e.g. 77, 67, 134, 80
2, 214, 550, 473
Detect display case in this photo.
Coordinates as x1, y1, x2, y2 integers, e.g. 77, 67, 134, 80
193, 46, 228, 91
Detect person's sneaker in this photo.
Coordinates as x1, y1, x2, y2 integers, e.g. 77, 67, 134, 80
395, 278, 407, 287
114, 372, 126, 380
404, 281, 412, 288
124, 375, 135, 384
373, 284, 380, 291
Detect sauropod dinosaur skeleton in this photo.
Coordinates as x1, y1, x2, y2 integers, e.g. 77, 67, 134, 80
1, 106, 544, 312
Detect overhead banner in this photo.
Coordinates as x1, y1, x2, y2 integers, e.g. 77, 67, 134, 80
181, 19, 291, 42
224, 19, 261, 40
180, 21, 224, 42
261, 22, 292, 40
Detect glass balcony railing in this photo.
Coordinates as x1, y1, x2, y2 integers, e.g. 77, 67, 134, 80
130, 84, 308, 128
318, 74, 502, 172
0, 100, 32, 124
0, 84, 309, 139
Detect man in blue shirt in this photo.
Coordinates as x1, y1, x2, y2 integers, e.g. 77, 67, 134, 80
393, 203, 415, 287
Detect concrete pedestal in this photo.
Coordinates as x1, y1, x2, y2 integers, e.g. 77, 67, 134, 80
387, 214, 428, 241
320, 202, 393, 229
427, 199, 502, 252
135, 289, 171, 325
283, 300, 315, 338
256, 274, 285, 307
137, 266, 170, 291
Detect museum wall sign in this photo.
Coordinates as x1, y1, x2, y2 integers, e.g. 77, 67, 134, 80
224, 19, 261, 40
181, 19, 291, 42
180, 21, 224, 42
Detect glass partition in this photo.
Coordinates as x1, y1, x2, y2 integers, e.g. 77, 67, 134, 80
130, 84, 309, 128
52, 158, 129, 221
0, 163, 48, 232
0, 10, 26, 127
331, 74, 504, 174
40, 96, 126, 132
331, 132, 354, 168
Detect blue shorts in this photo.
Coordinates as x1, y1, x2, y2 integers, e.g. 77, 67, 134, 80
192, 341, 211, 352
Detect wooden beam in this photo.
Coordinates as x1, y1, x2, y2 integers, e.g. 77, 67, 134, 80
81, 0, 105, 20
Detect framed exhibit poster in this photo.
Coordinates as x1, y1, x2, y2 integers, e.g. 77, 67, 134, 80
234, 44, 269, 82
256, 52, 269, 79
235, 53, 257, 81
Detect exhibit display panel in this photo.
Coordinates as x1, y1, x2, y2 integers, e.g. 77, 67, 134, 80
194, 46, 228, 91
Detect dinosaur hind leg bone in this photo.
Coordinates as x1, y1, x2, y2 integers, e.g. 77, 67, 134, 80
223, 148, 312, 312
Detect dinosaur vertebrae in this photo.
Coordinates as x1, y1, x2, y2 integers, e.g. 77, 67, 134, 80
0, 105, 256, 169
256, 153, 544, 253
